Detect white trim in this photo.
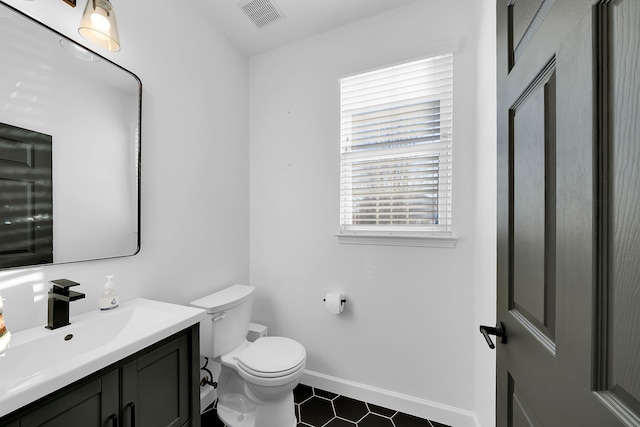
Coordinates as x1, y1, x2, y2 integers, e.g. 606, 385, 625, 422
336, 39, 460, 81
301, 369, 479, 427
335, 231, 458, 248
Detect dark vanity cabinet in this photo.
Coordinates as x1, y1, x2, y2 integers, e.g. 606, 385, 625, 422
122, 333, 193, 427
20, 371, 119, 427
1, 326, 201, 427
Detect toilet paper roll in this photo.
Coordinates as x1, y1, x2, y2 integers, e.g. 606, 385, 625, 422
324, 293, 344, 314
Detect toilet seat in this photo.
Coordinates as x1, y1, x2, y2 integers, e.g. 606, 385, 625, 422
238, 359, 305, 379
236, 337, 306, 378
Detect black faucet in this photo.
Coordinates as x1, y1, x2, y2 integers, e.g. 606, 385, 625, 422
46, 279, 85, 330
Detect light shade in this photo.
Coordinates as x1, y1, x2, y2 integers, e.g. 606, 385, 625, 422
78, 0, 120, 52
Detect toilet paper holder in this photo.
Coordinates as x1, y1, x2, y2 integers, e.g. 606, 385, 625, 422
323, 297, 346, 304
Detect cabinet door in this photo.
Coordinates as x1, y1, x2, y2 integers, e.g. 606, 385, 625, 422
122, 334, 191, 427
20, 370, 119, 427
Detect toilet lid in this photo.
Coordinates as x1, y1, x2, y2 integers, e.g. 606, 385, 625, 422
237, 337, 306, 377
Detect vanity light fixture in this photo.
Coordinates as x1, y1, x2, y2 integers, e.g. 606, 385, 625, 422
78, 0, 120, 52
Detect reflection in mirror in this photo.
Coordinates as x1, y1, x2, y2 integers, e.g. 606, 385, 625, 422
0, 1, 141, 269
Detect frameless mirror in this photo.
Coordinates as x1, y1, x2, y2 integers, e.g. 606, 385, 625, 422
0, 1, 141, 269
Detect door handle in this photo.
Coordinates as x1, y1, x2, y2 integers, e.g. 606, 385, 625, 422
479, 322, 506, 349
108, 414, 118, 427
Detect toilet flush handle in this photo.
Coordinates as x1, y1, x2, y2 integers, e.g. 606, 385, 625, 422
212, 312, 227, 322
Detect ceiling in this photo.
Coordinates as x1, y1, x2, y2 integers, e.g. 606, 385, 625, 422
192, 0, 421, 56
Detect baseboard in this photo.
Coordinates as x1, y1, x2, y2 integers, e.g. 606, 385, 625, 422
301, 370, 479, 427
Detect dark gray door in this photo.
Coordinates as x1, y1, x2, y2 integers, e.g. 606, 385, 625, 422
0, 122, 53, 268
496, 0, 640, 425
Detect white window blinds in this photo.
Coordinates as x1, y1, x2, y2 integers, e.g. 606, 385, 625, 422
339, 53, 453, 235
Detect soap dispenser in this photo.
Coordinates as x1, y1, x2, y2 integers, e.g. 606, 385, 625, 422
99, 275, 120, 311
0, 292, 11, 356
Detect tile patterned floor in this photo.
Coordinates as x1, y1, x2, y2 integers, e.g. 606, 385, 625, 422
294, 384, 451, 427
201, 384, 452, 427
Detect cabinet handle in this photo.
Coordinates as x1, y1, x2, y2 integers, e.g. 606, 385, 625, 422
108, 414, 118, 427
126, 402, 136, 427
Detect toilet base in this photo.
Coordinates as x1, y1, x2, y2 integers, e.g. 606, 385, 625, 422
216, 391, 297, 427
216, 405, 296, 427
217, 404, 255, 427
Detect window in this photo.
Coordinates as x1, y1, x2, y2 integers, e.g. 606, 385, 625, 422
338, 54, 454, 246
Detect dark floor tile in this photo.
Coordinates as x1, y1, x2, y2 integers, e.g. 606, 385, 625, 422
366, 403, 397, 418
210, 384, 446, 427
333, 395, 369, 422
358, 413, 395, 427
294, 384, 314, 403
298, 396, 335, 426
314, 388, 339, 400
326, 418, 358, 427
392, 411, 435, 427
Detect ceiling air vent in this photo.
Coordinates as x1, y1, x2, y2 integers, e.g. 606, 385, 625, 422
237, 0, 284, 28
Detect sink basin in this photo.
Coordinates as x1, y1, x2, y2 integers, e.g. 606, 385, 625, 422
0, 298, 205, 417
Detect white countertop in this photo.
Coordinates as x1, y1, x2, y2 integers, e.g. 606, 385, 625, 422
0, 298, 205, 417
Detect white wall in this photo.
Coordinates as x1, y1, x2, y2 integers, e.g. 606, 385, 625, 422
474, 1, 498, 427
0, 1, 498, 426
0, 0, 250, 333
249, 1, 485, 426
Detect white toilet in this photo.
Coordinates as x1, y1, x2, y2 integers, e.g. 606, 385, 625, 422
191, 284, 306, 427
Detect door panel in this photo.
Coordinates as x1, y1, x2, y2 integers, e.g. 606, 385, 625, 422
497, 0, 640, 425
508, 374, 540, 427
600, 0, 640, 419
511, 0, 545, 48
511, 65, 556, 342
509, 0, 557, 67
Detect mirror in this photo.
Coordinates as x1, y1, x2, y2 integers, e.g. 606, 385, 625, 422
0, 1, 141, 269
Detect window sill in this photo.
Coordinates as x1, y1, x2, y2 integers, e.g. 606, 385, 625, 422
335, 231, 458, 248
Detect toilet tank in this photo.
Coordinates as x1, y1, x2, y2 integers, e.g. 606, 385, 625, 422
190, 284, 255, 358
